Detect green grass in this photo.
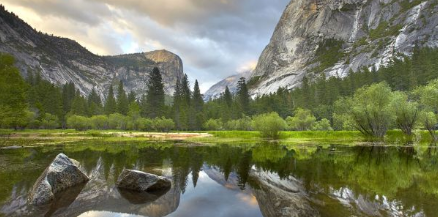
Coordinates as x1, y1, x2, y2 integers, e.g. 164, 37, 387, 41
1, 129, 437, 147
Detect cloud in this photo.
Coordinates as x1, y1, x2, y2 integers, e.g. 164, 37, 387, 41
1, 0, 289, 92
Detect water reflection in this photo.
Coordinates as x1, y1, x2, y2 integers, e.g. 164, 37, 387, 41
0, 142, 438, 216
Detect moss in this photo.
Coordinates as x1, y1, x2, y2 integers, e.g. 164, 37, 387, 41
312, 39, 345, 73
369, 21, 403, 40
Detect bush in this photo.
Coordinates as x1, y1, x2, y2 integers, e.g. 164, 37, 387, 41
252, 112, 286, 139
204, 119, 222, 131
312, 118, 333, 131
91, 115, 108, 130
108, 113, 128, 130
67, 115, 90, 131
41, 113, 59, 129
153, 117, 175, 132
224, 116, 252, 131
286, 108, 316, 131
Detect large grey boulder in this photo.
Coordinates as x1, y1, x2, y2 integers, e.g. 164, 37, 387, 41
116, 169, 171, 192
29, 153, 89, 205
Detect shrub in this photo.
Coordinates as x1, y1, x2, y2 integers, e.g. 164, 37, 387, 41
41, 113, 59, 129
67, 115, 90, 131
91, 115, 108, 130
108, 113, 128, 130
286, 108, 316, 131
204, 119, 222, 131
312, 118, 333, 131
153, 117, 175, 132
252, 112, 286, 139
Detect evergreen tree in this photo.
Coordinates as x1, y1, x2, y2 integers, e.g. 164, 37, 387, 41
173, 78, 182, 129
0, 54, 28, 129
223, 86, 232, 108
191, 80, 204, 130
236, 77, 250, 116
146, 67, 165, 118
70, 90, 88, 116
104, 85, 117, 115
116, 81, 129, 115
180, 74, 191, 130
128, 90, 136, 104
87, 88, 103, 116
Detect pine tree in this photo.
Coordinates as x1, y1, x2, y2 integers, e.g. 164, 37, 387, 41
173, 78, 182, 129
180, 74, 191, 130
88, 88, 103, 116
191, 80, 204, 130
104, 85, 117, 115
0, 54, 28, 129
146, 67, 165, 118
70, 90, 88, 116
236, 77, 250, 116
223, 86, 232, 108
128, 90, 136, 104
116, 81, 129, 115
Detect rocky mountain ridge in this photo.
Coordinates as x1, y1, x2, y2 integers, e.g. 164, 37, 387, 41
205, 0, 438, 98
250, 0, 438, 95
0, 5, 184, 99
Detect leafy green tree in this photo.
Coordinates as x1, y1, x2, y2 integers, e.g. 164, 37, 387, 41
286, 108, 316, 131
146, 67, 165, 118
40, 113, 59, 129
312, 118, 333, 131
116, 81, 129, 115
108, 113, 128, 130
67, 115, 90, 131
420, 111, 437, 141
90, 115, 108, 130
350, 82, 395, 138
0, 54, 28, 129
390, 91, 418, 135
203, 119, 222, 130
252, 112, 286, 139
104, 85, 117, 115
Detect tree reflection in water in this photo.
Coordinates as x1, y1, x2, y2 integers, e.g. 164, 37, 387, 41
1, 141, 438, 216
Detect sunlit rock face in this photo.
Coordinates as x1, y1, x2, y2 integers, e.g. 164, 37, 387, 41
250, 169, 320, 217
0, 6, 184, 98
250, 0, 438, 95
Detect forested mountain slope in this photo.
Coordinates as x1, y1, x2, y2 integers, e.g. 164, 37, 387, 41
0, 5, 184, 99
249, 0, 438, 95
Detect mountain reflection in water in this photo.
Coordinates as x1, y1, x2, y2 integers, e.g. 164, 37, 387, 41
1, 142, 438, 217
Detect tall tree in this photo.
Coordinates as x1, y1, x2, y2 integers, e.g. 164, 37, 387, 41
104, 85, 117, 115
237, 77, 250, 116
146, 67, 165, 118
127, 90, 136, 104
223, 86, 232, 108
0, 54, 28, 129
191, 80, 204, 130
116, 81, 129, 115
88, 88, 103, 116
173, 78, 182, 129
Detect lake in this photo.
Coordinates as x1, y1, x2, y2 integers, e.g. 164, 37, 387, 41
1, 141, 438, 217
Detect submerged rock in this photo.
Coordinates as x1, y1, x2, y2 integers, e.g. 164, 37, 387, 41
29, 153, 89, 205
116, 169, 171, 192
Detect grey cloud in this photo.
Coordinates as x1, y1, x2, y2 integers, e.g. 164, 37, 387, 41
3, 0, 289, 92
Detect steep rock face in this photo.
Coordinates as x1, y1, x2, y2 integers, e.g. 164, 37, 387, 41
251, 0, 438, 95
203, 70, 252, 100
0, 5, 184, 98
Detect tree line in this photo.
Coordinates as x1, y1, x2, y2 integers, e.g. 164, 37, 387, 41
1, 47, 438, 139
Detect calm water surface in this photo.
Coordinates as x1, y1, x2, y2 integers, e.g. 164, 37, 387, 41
1, 141, 438, 217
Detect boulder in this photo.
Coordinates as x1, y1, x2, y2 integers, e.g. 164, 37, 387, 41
116, 169, 171, 192
29, 153, 89, 205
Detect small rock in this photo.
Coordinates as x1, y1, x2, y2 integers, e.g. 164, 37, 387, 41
29, 153, 89, 205
116, 169, 171, 192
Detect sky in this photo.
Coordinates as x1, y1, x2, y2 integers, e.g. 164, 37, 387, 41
2, 0, 289, 93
